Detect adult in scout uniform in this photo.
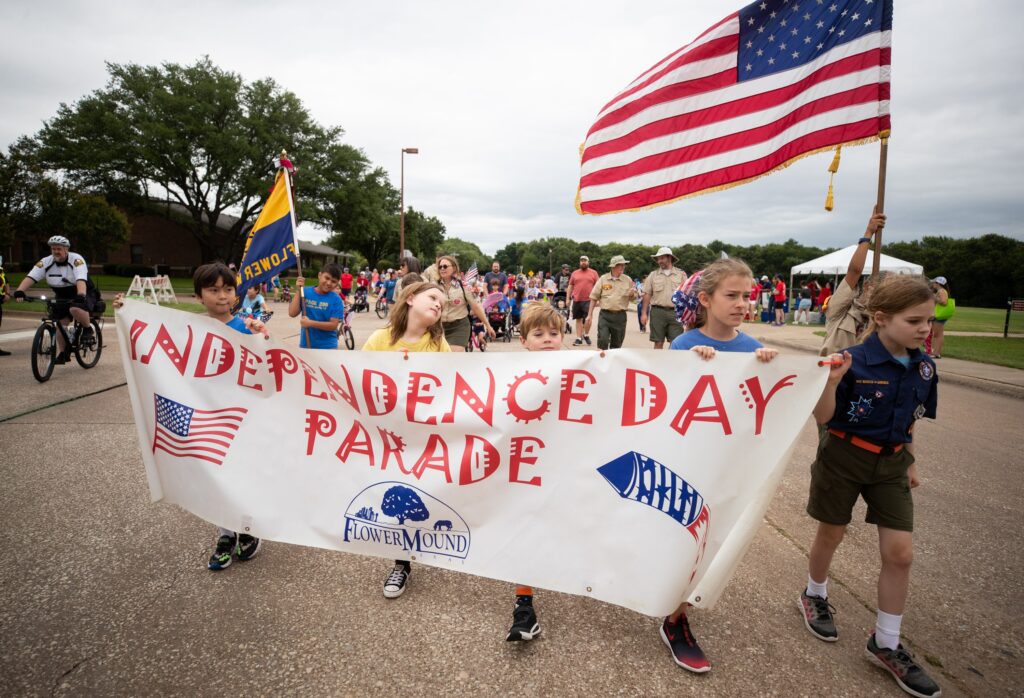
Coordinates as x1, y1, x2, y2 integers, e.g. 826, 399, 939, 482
586, 255, 637, 350
641, 247, 687, 349
437, 255, 493, 351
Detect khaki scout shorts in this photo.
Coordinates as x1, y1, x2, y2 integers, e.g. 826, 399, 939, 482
806, 431, 915, 532
648, 305, 682, 343
442, 317, 471, 346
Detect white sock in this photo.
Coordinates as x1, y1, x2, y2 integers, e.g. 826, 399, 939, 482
875, 610, 902, 650
806, 574, 828, 599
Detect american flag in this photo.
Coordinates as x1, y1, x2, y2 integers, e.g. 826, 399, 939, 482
672, 271, 704, 326
152, 395, 247, 466
463, 262, 478, 285
577, 0, 891, 215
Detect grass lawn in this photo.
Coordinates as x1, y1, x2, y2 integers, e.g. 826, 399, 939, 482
940, 336, 1024, 370
943, 305, 1024, 334
5, 298, 206, 318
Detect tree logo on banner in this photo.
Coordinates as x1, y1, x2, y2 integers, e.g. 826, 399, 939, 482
598, 451, 712, 583
343, 482, 471, 561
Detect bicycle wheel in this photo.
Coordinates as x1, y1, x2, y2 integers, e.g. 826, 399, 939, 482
75, 320, 103, 369
375, 299, 388, 319
31, 323, 56, 382
344, 326, 355, 350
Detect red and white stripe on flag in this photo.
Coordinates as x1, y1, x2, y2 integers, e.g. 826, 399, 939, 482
576, 0, 892, 215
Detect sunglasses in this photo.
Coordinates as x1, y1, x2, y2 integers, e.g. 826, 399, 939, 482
439, 264, 452, 269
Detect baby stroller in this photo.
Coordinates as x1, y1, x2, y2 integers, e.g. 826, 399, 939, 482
483, 292, 510, 342
350, 285, 369, 313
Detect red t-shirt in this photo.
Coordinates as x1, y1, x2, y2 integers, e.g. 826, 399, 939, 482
773, 281, 786, 302
569, 268, 600, 302
341, 273, 353, 290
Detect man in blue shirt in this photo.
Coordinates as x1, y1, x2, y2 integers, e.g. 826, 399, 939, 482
289, 263, 345, 349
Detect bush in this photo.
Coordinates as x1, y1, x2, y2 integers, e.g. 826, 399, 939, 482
102, 263, 119, 275
114, 264, 156, 277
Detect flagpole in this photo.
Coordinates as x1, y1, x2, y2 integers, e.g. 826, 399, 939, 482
280, 151, 312, 348
871, 132, 889, 279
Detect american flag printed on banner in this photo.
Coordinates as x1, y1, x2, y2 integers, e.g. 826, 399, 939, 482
463, 262, 478, 285
152, 395, 248, 466
577, 0, 892, 215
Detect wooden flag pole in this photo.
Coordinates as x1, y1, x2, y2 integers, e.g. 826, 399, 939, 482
871, 132, 890, 279
280, 150, 312, 348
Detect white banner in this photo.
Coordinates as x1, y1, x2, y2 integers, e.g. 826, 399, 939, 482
117, 301, 827, 616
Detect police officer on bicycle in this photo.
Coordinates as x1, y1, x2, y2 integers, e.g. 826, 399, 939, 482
13, 235, 98, 364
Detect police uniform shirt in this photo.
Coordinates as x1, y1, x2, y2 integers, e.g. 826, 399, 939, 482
28, 252, 89, 297
590, 273, 634, 312
643, 267, 686, 308
828, 333, 938, 444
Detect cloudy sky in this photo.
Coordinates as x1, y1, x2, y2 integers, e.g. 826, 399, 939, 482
2, 0, 1022, 254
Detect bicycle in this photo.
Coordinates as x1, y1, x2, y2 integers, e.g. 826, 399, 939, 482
336, 305, 356, 350
375, 294, 389, 319
29, 295, 105, 383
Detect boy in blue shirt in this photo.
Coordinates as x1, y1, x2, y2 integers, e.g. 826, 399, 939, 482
289, 263, 345, 349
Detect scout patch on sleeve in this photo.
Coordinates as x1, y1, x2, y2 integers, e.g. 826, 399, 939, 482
35, 261, 44, 268
73, 258, 84, 267
919, 362, 934, 380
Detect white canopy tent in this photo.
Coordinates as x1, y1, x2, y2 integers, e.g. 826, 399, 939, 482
788, 245, 923, 313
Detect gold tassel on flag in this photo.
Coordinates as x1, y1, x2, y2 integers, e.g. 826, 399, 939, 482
824, 145, 842, 211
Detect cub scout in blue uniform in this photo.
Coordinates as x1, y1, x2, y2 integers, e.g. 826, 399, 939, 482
800, 275, 942, 698
289, 263, 345, 349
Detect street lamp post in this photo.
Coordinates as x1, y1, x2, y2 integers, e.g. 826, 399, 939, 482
399, 147, 419, 264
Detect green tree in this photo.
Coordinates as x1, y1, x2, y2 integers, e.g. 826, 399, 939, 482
36, 57, 372, 262
439, 237, 489, 272
322, 165, 399, 268
402, 207, 446, 263
65, 194, 131, 262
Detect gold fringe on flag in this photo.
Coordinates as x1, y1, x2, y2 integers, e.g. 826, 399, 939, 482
824, 145, 842, 211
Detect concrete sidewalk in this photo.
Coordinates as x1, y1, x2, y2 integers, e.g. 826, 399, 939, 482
747, 322, 1024, 400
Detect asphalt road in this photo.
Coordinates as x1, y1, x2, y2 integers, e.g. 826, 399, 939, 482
0, 304, 1020, 696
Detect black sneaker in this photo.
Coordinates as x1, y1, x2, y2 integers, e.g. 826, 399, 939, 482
660, 614, 710, 673
80, 326, 95, 342
383, 563, 410, 599
54, 351, 71, 365
583, 336, 592, 345
208, 534, 236, 571
865, 634, 942, 698
236, 534, 261, 562
0, 348, 10, 356
573, 338, 584, 346
798, 590, 838, 641
506, 597, 541, 641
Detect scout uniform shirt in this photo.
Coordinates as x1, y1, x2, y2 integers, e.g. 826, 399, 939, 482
643, 267, 686, 308
820, 279, 868, 356
440, 281, 473, 322
590, 273, 635, 311
827, 333, 938, 444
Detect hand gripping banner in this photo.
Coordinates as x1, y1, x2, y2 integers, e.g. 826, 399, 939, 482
117, 301, 827, 616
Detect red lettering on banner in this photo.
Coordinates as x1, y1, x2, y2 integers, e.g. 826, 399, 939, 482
558, 369, 595, 424
378, 427, 410, 474
140, 324, 193, 376
237, 345, 263, 391
670, 375, 732, 436
128, 319, 148, 360
504, 371, 550, 424
336, 421, 374, 465
510, 436, 544, 486
266, 348, 299, 392
304, 409, 336, 455
363, 370, 397, 416
300, 359, 328, 400
194, 333, 234, 378
411, 434, 452, 483
459, 435, 500, 485
622, 369, 667, 426
407, 372, 441, 425
320, 365, 360, 412
742, 375, 797, 435
442, 370, 495, 426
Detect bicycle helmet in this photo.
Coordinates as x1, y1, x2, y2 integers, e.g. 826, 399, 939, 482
48, 235, 71, 247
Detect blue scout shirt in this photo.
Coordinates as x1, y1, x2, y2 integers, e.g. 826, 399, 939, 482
226, 315, 253, 335
300, 287, 344, 349
828, 333, 938, 444
670, 329, 763, 352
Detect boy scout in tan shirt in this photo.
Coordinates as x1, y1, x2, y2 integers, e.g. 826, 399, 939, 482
586, 255, 637, 350
641, 246, 687, 349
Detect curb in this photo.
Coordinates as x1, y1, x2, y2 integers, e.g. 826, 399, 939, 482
758, 336, 1024, 401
